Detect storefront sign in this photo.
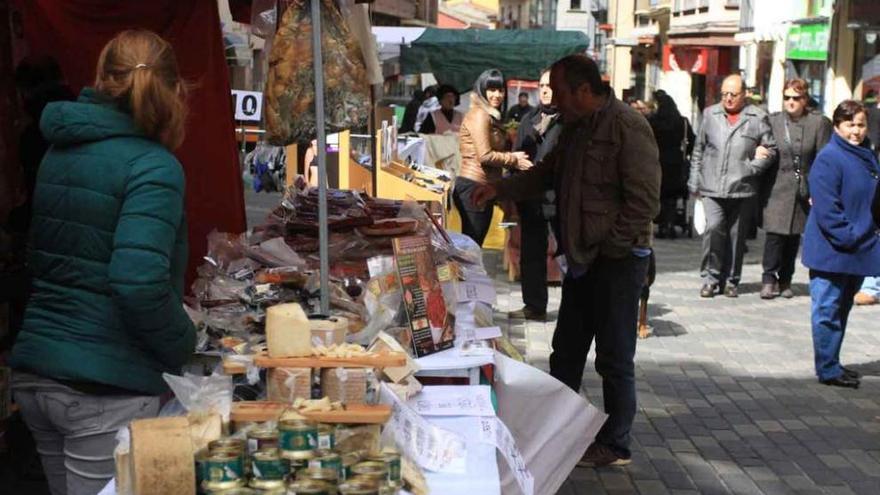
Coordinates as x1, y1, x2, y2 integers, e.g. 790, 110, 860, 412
231, 90, 263, 122
786, 23, 829, 61
662, 45, 708, 74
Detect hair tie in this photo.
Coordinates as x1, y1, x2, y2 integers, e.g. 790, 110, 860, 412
134, 63, 149, 70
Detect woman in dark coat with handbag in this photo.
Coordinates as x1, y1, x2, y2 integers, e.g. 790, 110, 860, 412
802, 99, 880, 389
761, 79, 832, 299
649, 92, 694, 238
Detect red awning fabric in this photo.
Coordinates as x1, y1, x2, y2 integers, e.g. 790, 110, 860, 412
12, 0, 246, 288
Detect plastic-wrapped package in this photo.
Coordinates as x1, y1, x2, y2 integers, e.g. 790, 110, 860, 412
320, 367, 367, 405
246, 236, 307, 268
205, 230, 249, 272
250, 0, 279, 37
267, 368, 312, 403
447, 232, 484, 269
163, 373, 235, 423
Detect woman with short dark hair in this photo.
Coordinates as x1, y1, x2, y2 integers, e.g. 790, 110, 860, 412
802, 99, 880, 389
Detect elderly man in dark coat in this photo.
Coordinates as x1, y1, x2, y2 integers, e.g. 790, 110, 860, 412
761, 79, 832, 299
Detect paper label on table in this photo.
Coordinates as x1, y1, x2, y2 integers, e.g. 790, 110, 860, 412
408, 386, 495, 417
380, 384, 466, 473
459, 326, 502, 343
477, 417, 535, 495
457, 279, 496, 305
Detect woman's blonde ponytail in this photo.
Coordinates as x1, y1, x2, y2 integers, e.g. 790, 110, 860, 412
95, 30, 187, 150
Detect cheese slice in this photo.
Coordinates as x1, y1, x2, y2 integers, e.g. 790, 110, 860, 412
266, 302, 311, 357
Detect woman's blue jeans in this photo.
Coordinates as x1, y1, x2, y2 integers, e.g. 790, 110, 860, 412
809, 270, 863, 381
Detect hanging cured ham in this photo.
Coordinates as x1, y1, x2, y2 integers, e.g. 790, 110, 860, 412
265, 0, 370, 145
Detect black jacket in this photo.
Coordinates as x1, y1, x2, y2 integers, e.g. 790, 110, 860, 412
649, 114, 694, 198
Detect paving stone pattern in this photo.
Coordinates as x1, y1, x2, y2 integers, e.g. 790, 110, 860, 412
489, 233, 880, 495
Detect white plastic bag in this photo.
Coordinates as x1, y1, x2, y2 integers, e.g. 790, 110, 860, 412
693, 198, 707, 235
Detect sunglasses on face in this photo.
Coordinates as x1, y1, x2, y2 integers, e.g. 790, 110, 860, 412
721, 92, 741, 98
783, 94, 804, 101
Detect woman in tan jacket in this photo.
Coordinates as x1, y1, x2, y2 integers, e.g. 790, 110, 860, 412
454, 69, 532, 245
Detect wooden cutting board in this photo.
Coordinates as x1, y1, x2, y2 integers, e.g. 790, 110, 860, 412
231, 401, 391, 424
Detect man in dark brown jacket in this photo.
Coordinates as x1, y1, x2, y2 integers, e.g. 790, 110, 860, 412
473, 54, 660, 467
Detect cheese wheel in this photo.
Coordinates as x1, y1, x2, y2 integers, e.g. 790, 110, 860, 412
266, 303, 311, 357
310, 316, 348, 346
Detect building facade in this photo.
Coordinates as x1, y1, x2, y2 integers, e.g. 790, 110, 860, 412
826, 0, 880, 113
736, 0, 832, 114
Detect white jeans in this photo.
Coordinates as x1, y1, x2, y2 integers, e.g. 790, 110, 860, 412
13, 373, 159, 495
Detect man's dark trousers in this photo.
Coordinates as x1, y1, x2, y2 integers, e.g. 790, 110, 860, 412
700, 196, 750, 287
549, 253, 650, 459
517, 198, 549, 312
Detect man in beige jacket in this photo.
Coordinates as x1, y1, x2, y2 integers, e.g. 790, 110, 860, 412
473, 54, 660, 467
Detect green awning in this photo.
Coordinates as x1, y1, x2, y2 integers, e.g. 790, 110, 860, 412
400, 28, 590, 92
786, 23, 830, 61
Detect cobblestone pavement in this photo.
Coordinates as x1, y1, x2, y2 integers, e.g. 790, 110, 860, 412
489, 233, 880, 495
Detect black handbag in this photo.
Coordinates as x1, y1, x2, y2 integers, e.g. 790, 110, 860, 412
783, 118, 810, 201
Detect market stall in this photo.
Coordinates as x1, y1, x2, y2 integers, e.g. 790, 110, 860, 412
6, 2, 605, 494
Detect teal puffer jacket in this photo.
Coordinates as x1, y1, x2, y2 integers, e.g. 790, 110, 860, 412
11, 88, 196, 395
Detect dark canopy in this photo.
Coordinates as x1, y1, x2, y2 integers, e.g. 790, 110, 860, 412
400, 28, 590, 92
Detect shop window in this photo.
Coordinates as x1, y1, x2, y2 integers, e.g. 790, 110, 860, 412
570, 0, 582, 11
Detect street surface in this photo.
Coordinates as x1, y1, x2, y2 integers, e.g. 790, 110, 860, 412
492, 235, 880, 495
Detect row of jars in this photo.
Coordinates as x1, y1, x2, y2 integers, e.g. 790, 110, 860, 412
197, 418, 402, 495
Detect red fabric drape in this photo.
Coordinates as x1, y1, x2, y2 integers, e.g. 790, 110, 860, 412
13, 0, 246, 287
0, 0, 20, 222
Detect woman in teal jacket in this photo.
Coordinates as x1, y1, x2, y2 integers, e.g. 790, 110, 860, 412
11, 30, 195, 495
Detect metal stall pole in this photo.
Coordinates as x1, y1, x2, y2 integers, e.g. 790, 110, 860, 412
311, 0, 330, 314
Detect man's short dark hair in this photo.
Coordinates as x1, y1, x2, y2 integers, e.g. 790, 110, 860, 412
551, 54, 608, 96
832, 99, 867, 127
518, 92, 529, 99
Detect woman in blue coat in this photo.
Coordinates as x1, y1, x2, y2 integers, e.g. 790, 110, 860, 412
802, 100, 880, 389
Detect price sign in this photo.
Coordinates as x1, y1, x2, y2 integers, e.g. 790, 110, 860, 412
231, 90, 263, 122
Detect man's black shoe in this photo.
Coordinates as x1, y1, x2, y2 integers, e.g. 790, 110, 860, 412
819, 375, 860, 389
842, 366, 861, 379
508, 306, 547, 321
760, 283, 778, 300
700, 284, 717, 298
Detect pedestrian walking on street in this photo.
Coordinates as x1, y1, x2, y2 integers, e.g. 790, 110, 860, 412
760, 79, 832, 300
454, 69, 532, 245
803, 100, 880, 389
649, 91, 694, 239
689, 74, 776, 298
399, 88, 425, 134
508, 69, 562, 321
9, 30, 196, 495
471, 54, 661, 467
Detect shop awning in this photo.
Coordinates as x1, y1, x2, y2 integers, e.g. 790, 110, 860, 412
400, 28, 590, 92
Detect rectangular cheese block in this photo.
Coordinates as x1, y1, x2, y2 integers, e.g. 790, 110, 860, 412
321, 368, 367, 405
369, 331, 418, 383
130, 417, 195, 495
267, 367, 312, 403
266, 302, 311, 358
